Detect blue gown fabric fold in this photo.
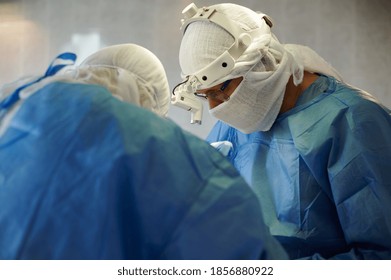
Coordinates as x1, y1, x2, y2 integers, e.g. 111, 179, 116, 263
207, 75, 391, 259
0, 81, 287, 260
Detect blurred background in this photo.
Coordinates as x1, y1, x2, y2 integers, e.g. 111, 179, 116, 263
1, 0, 390, 138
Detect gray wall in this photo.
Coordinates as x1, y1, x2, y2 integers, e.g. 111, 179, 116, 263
1, 0, 390, 138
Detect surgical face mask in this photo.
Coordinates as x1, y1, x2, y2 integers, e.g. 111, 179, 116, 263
209, 59, 292, 133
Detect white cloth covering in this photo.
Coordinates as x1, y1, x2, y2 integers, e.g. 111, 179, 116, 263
0, 44, 171, 136
179, 3, 342, 133
80, 44, 171, 117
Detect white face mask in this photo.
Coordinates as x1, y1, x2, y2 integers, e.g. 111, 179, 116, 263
209, 56, 293, 134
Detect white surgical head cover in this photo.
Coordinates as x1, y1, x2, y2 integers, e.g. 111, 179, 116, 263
0, 45, 171, 136
80, 44, 171, 117
179, 3, 342, 133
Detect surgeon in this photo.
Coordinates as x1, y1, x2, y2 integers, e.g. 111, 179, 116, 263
173, 3, 391, 259
0, 44, 287, 260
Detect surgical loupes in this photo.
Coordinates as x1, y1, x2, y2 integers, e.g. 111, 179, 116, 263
171, 81, 203, 124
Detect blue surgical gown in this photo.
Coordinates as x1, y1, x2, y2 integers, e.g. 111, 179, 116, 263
0, 81, 287, 260
207, 75, 391, 259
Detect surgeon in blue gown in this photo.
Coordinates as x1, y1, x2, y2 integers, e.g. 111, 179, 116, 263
175, 3, 391, 259
0, 44, 287, 260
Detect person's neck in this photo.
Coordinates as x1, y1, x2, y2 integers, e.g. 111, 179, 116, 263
279, 71, 319, 114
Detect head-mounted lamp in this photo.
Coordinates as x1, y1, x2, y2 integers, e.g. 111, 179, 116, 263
181, 3, 254, 89
172, 3, 273, 124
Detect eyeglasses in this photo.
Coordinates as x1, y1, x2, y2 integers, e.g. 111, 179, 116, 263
194, 79, 232, 102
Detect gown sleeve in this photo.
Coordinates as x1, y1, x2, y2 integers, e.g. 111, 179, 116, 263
323, 99, 391, 259
298, 92, 391, 259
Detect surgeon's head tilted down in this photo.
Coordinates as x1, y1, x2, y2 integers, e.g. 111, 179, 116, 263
172, 3, 342, 133
171, 2, 273, 128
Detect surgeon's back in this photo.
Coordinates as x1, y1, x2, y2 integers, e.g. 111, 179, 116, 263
0, 81, 286, 260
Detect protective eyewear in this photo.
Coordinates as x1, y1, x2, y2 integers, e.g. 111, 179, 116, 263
194, 79, 232, 102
